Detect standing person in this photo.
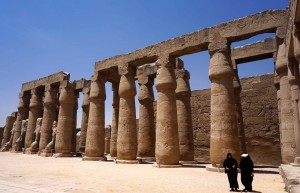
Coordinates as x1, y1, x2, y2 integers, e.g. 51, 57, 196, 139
240, 154, 254, 192
223, 153, 239, 192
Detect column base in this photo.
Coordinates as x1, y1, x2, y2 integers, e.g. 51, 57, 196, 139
53, 153, 75, 158
39, 150, 55, 157
82, 156, 107, 161
179, 160, 198, 165
0, 148, 9, 152
152, 162, 182, 168
205, 164, 225, 173
291, 157, 300, 167
104, 154, 116, 161
115, 159, 140, 164
10, 150, 23, 153
24, 148, 38, 155
137, 157, 156, 163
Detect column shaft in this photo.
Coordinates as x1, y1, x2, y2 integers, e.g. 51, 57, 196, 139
71, 92, 79, 153
233, 72, 247, 154
208, 40, 240, 167
137, 76, 155, 160
277, 42, 296, 163
116, 64, 138, 163
110, 83, 119, 158
78, 88, 90, 153
12, 92, 30, 151
175, 64, 194, 162
25, 88, 43, 149
293, 33, 300, 157
83, 75, 106, 161
155, 56, 180, 166
105, 125, 111, 154
1, 114, 17, 147
39, 85, 58, 152
54, 81, 75, 157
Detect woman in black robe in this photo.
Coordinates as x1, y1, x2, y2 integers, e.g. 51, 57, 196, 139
240, 154, 254, 192
223, 153, 239, 192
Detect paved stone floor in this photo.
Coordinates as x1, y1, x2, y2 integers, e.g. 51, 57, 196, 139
0, 152, 285, 193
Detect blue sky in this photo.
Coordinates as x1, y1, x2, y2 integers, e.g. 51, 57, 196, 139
0, 0, 288, 126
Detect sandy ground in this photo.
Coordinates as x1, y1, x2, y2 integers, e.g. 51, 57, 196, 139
0, 152, 285, 193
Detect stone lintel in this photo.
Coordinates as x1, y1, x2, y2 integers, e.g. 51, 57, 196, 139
95, 10, 287, 72
73, 79, 91, 92
21, 72, 70, 92
135, 39, 277, 77
231, 38, 276, 65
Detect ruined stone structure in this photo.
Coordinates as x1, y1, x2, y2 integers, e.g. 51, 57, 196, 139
2, 1, 300, 175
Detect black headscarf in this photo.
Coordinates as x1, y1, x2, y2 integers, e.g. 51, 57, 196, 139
223, 153, 238, 173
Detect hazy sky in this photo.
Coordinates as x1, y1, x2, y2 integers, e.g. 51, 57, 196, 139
0, 0, 288, 126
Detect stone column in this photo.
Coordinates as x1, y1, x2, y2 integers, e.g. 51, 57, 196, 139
1, 113, 17, 147
276, 43, 296, 163
289, 59, 300, 164
12, 92, 30, 152
155, 56, 180, 167
208, 40, 240, 167
110, 83, 119, 158
175, 61, 195, 163
293, 32, 300, 162
116, 64, 138, 164
137, 75, 155, 162
233, 71, 247, 154
53, 81, 75, 157
78, 87, 90, 153
105, 125, 111, 155
38, 85, 58, 154
24, 88, 43, 150
71, 92, 79, 153
83, 73, 106, 161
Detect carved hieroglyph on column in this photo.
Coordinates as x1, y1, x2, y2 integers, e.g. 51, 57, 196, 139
208, 39, 240, 167
12, 92, 30, 152
38, 85, 58, 154
137, 75, 155, 161
155, 56, 180, 167
83, 73, 106, 161
78, 87, 90, 153
233, 71, 247, 154
1, 113, 17, 147
24, 88, 43, 150
276, 43, 296, 163
116, 64, 138, 164
110, 83, 119, 158
54, 81, 75, 157
175, 61, 195, 163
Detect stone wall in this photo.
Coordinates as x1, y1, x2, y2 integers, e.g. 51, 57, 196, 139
191, 74, 281, 166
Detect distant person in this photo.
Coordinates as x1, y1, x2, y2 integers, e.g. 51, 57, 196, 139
223, 153, 239, 192
240, 154, 254, 192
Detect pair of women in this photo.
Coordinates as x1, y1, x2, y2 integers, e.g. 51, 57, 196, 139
223, 153, 254, 192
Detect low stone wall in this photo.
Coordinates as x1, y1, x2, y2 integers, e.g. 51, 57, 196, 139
191, 74, 281, 166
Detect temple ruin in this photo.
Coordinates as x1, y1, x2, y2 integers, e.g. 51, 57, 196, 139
1, 1, 300, 190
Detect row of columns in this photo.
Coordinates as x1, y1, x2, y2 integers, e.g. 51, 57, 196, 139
82, 57, 196, 166
3, 39, 281, 167
0, 80, 93, 158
